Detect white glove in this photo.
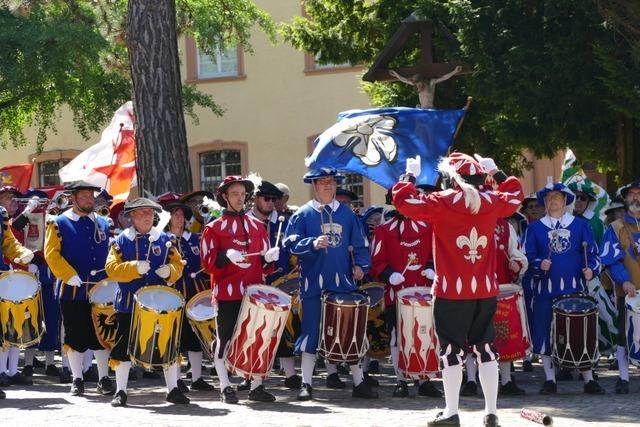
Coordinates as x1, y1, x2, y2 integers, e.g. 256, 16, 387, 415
264, 247, 280, 263
389, 272, 405, 286
226, 249, 245, 265
16, 251, 34, 265
422, 268, 436, 280
405, 155, 421, 177
155, 264, 171, 279
136, 260, 151, 275
27, 264, 38, 274
67, 275, 82, 288
24, 197, 39, 214
473, 154, 498, 175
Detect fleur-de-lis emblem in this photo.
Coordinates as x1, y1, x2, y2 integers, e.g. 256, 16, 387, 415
331, 115, 398, 166
456, 227, 488, 264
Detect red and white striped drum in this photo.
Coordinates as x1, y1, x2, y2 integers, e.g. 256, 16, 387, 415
396, 287, 439, 379
494, 284, 532, 361
319, 291, 369, 364
225, 285, 291, 379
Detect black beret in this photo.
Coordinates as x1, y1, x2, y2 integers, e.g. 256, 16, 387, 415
256, 180, 284, 198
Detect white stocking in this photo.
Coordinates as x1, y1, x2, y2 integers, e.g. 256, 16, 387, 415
478, 360, 498, 416
188, 351, 203, 382
301, 352, 316, 386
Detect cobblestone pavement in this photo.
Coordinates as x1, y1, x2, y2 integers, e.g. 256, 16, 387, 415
1, 359, 637, 426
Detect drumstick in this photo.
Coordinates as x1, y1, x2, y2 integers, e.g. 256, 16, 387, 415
319, 205, 328, 254
582, 241, 589, 270
520, 408, 553, 426
145, 235, 158, 262
274, 215, 285, 247
90, 268, 106, 276
190, 267, 205, 278
243, 250, 266, 257
161, 241, 173, 266
401, 252, 417, 276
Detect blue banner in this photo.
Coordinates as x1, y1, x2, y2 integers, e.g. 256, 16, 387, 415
306, 107, 466, 189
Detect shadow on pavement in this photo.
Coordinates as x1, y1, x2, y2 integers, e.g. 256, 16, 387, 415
0, 397, 70, 410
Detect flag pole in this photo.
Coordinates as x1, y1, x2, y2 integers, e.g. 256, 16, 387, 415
436, 96, 472, 189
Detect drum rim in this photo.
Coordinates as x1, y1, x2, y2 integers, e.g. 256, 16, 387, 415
134, 285, 185, 310
88, 280, 118, 304
0, 270, 41, 302
245, 284, 291, 308
396, 286, 432, 304
185, 289, 216, 321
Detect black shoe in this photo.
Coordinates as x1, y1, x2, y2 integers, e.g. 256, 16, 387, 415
0, 388, 5, 399
70, 378, 84, 396
248, 384, 276, 402
297, 383, 313, 401
166, 387, 190, 404
8, 372, 32, 385
32, 358, 45, 368
352, 381, 378, 399
59, 367, 72, 384
191, 377, 215, 391
418, 380, 443, 398
0, 373, 9, 387
236, 378, 251, 391
368, 359, 380, 374
522, 360, 533, 372
615, 378, 629, 395
539, 380, 557, 395
593, 371, 599, 381
45, 365, 60, 377
97, 376, 115, 395
83, 366, 99, 382
326, 373, 346, 389
609, 359, 619, 371
284, 374, 302, 390
22, 365, 34, 377
111, 390, 127, 407
557, 368, 573, 381
337, 363, 350, 375
427, 412, 461, 426
220, 386, 239, 404
177, 379, 190, 394
499, 380, 525, 396
460, 381, 477, 396
363, 372, 379, 387
142, 370, 160, 379
584, 380, 605, 395
393, 381, 409, 397
128, 369, 138, 381
484, 413, 501, 427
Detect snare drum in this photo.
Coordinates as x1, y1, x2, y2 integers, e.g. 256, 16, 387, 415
88, 280, 118, 350
0, 270, 45, 348
185, 289, 217, 359
226, 285, 291, 379
361, 282, 389, 358
396, 287, 439, 379
494, 284, 531, 361
319, 291, 369, 365
551, 294, 599, 370
129, 285, 185, 369
625, 294, 640, 366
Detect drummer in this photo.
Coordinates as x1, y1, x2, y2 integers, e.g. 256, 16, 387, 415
0, 187, 35, 399
163, 200, 215, 392
283, 168, 377, 401
599, 180, 640, 395
105, 197, 186, 407
523, 182, 604, 395
248, 180, 302, 390
370, 185, 442, 399
44, 181, 114, 397
200, 176, 281, 404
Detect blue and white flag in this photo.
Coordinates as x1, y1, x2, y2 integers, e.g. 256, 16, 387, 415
306, 107, 466, 189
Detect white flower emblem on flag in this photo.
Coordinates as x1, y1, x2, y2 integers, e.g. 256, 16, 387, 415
331, 115, 398, 166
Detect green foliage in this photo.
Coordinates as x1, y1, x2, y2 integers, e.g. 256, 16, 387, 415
0, 0, 275, 151
281, 0, 639, 176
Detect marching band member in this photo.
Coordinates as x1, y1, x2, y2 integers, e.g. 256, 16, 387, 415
392, 153, 523, 427
523, 182, 604, 395
200, 176, 280, 404
370, 186, 443, 398
248, 180, 302, 389
0, 187, 35, 399
284, 168, 377, 401
44, 181, 113, 397
181, 190, 214, 233
164, 201, 215, 392
105, 197, 186, 406
569, 181, 605, 245
274, 183, 293, 219
599, 180, 640, 394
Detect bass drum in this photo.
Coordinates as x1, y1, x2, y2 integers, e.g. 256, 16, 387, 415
0, 270, 45, 348
185, 289, 217, 359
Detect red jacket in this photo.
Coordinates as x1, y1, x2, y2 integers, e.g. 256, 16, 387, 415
200, 211, 270, 302
370, 213, 434, 305
392, 177, 524, 300
494, 218, 526, 284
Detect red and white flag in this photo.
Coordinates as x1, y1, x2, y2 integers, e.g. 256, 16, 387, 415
59, 102, 137, 204
0, 163, 34, 192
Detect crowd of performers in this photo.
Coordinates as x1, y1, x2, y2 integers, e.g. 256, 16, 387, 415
0, 151, 638, 427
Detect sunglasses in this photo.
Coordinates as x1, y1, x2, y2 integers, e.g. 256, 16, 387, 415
576, 195, 590, 202
261, 196, 278, 202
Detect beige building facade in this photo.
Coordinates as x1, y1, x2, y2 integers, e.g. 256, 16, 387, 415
0, 0, 576, 207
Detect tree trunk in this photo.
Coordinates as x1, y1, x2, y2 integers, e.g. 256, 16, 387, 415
126, 0, 192, 196
615, 115, 640, 186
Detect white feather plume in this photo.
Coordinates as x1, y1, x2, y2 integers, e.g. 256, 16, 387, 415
245, 172, 263, 192
437, 156, 481, 214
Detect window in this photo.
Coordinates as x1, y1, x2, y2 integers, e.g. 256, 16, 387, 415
304, 51, 364, 74
197, 46, 239, 79
313, 52, 351, 70
340, 172, 365, 209
199, 150, 242, 191
38, 160, 69, 186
